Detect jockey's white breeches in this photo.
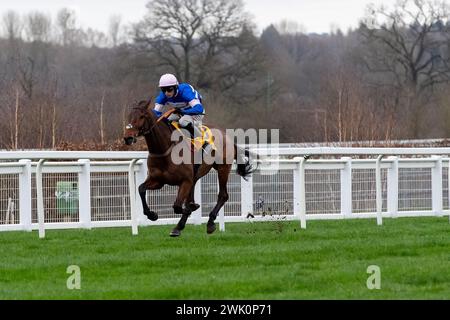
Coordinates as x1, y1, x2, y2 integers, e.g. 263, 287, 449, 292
167, 114, 204, 127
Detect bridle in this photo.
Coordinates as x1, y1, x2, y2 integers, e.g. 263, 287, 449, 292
126, 108, 159, 137
126, 108, 175, 158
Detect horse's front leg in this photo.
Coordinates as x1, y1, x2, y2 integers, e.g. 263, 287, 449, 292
139, 177, 162, 221
170, 181, 193, 237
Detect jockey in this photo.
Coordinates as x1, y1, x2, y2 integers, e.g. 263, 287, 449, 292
153, 73, 204, 145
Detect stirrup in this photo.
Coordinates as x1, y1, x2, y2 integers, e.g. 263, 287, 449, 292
192, 138, 204, 151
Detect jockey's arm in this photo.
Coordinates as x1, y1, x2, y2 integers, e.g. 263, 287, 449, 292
181, 99, 204, 115
153, 103, 164, 117
153, 91, 167, 117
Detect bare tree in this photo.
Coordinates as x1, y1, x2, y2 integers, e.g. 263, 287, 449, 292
99, 90, 106, 144
134, 0, 251, 83
359, 0, 450, 92
83, 28, 108, 47
24, 11, 51, 43
51, 88, 58, 149
2, 11, 22, 40
359, 0, 450, 137
13, 87, 20, 149
108, 15, 122, 47
56, 8, 77, 46
134, 0, 202, 80
274, 19, 307, 35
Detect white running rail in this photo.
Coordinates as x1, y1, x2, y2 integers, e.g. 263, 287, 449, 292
0, 149, 449, 237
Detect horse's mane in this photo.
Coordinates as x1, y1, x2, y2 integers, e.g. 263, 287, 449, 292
131, 100, 151, 110
132, 99, 176, 131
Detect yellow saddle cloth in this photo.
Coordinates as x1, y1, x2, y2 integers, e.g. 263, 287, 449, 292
171, 122, 216, 152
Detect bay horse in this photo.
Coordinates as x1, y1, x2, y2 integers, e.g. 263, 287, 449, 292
123, 99, 254, 237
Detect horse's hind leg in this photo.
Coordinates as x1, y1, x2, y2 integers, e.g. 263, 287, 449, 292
186, 179, 200, 212
139, 178, 161, 221
206, 165, 231, 234
170, 181, 193, 237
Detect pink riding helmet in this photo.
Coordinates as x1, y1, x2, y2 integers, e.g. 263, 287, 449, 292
159, 74, 179, 87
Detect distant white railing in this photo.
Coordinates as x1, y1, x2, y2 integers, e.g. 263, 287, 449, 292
0, 149, 449, 237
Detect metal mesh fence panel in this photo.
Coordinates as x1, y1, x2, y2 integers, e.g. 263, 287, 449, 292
91, 172, 130, 221
0, 174, 20, 225
305, 169, 340, 214
146, 185, 178, 219
252, 170, 294, 216
32, 172, 79, 223
352, 169, 388, 213
201, 171, 218, 217
398, 168, 432, 211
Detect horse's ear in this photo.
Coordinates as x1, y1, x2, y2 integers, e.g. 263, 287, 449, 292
145, 98, 152, 110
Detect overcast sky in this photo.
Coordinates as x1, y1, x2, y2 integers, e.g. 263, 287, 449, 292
0, 0, 394, 34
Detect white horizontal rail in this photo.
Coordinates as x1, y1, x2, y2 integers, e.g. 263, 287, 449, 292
0, 150, 449, 234
253, 147, 450, 156
0, 162, 26, 167
2, 147, 450, 160
0, 151, 148, 160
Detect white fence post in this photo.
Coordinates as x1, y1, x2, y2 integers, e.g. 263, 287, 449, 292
128, 159, 139, 235
293, 157, 302, 223
192, 179, 202, 225
432, 155, 443, 217
241, 175, 253, 218
387, 156, 399, 218
78, 159, 92, 229
299, 157, 307, 229
376, 155, 383, 226
36, 159, 46, 239
294, 157, 306, 229
19, 159, 32, 231
340, 157, 352, 219
135, 160, 147, 225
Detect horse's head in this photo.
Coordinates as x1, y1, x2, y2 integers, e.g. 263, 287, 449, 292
123, 99, 153, 145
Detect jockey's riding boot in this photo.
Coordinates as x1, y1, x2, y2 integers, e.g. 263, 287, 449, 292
185, 123, 195, 139
185, 123, 203, 150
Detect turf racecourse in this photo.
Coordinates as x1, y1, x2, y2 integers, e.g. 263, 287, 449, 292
0, 217, 449, 300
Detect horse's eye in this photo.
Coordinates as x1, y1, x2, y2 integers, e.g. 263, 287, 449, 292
126, 124, 133, 130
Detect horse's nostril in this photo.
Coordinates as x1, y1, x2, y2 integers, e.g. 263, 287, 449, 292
124, 137, 135, 145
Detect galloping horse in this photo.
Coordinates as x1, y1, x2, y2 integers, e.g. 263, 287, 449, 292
123, 99, 254, 237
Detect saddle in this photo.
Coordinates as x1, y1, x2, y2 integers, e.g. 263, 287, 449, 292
170, 122, 216, 152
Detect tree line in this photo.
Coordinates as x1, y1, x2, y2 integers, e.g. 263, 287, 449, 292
1, 0, 450, 150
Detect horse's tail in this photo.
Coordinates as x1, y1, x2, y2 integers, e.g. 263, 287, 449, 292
235, 145, 259, 181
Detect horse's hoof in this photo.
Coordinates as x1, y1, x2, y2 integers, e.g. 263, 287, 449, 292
170, 229, 181, 237
144, 211, 158, 221
206, 223, 216, 234
188, 202, 200, 212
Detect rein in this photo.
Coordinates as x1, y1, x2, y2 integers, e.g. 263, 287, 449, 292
135, 107, 176, 136
129, 108, 177, 158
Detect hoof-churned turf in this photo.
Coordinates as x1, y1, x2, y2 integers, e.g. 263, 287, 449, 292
0, 217, 449, 299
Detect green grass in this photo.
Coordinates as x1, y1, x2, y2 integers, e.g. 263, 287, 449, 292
0, 217, 449, 299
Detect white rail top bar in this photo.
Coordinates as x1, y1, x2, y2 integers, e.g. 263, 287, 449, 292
1, 148, 450, 160
0, 151, 148, 160
252, 147, 450, 156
